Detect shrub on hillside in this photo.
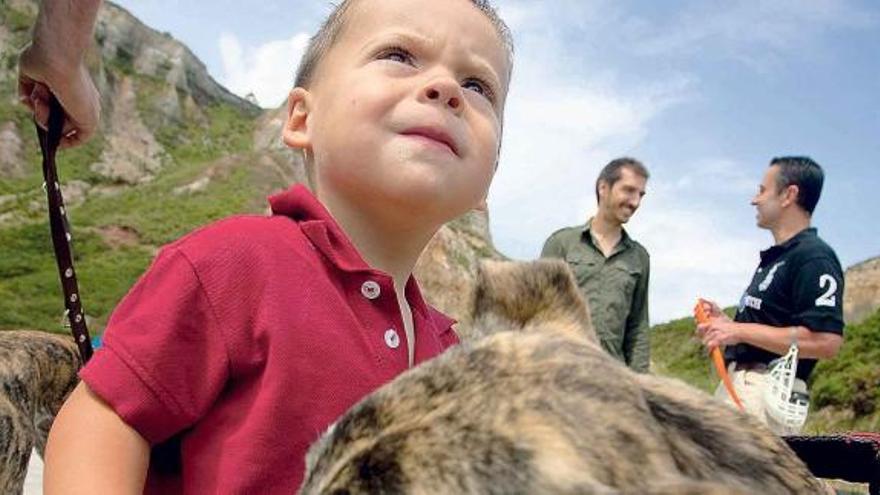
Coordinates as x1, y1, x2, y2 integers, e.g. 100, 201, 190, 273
810, 308, 880, 417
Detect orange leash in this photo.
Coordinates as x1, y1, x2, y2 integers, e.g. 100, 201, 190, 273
694, 299, 744, 411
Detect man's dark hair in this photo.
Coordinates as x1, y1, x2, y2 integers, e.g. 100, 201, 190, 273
595, 157, 649, 203
294, 0, 514, 89
770, 156, 824, 215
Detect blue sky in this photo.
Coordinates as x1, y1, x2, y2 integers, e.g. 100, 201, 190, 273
114, 0, 880, 323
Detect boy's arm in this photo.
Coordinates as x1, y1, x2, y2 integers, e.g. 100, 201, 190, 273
44, 382, 149, 494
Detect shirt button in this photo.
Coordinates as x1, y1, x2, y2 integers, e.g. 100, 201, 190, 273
361, 280, 381, 300
384, 328, 400, 349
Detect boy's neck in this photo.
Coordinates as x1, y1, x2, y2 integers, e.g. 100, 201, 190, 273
319, 191, 436, 288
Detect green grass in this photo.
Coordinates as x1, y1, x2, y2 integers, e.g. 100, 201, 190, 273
0, 59, 260, 333
0, 5, 34, 34
0, 221, 154, 331
650, 307, 737, 393
650, 315, 716, 392
811, 309, 880, 416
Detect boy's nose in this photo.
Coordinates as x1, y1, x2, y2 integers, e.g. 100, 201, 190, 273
421, 77, 463, 114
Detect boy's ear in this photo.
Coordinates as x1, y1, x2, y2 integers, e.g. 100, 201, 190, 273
283, 87, 312, 150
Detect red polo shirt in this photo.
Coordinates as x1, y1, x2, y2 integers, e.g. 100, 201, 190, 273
80, 185, 458, 493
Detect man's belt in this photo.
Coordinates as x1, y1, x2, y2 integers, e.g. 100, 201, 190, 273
732, 361, 769, 372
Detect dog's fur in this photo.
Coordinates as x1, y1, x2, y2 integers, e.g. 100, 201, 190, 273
0, 331, 80, 494
300, 260, 824, 494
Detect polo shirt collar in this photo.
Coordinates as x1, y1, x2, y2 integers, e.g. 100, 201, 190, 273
267, 185, 455, 329
269, 184, 374, 273
760, 227, 817, 263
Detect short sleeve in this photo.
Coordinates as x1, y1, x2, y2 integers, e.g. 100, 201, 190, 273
79, 247, 230, 444
541, 232, 565, 259
791, 257, 845, 334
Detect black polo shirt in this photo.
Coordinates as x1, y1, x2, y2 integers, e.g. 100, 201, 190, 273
725, 228, 845, 380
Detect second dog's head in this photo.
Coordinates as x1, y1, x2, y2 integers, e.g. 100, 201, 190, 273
470, 259, 596, 343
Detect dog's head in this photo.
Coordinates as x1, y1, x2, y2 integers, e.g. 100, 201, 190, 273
470, 259, 596, 343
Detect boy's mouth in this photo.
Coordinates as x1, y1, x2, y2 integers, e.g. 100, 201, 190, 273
400, 126, 459, 156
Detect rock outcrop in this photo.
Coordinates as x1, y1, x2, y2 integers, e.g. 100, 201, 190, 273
93, 3, 260, 117
0, 122, 25, 178
844, 256, 880, 325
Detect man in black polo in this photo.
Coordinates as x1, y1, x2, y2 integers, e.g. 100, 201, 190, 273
697, 156, 844, 434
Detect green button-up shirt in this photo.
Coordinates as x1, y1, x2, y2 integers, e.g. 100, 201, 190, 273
541, 219, 651, 372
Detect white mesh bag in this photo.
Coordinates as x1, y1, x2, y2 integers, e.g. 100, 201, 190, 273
762, 341, 809, 431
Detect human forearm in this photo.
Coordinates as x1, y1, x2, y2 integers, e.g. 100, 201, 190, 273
733, 323, 842, 359
44, 382, 149, 494
31, 0, 102, 70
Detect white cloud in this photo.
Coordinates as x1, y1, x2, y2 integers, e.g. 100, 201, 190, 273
218, 32, 310, 108
629, 164, 767, 323
634, 0, 878, 61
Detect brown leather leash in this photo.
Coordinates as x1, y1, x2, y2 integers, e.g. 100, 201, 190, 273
36, 96, 94, 364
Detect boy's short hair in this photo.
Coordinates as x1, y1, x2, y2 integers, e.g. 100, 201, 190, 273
594, 157, 649, 203
770, 156, 824, 215
294, 0, 514, 89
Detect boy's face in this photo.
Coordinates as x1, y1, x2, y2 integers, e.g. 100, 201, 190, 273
289, 0, 510, 225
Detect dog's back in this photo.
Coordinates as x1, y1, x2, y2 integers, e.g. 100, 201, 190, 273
0, 330, 80, 494
299, 261, 823, 494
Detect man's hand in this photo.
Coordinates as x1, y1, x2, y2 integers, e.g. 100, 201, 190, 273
696, 318, 741, 350
18, 43, 101, 148
698, 298, 729, 321
17, 0, 103, 148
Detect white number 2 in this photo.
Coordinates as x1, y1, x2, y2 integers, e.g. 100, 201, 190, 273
815, 274, 838, 307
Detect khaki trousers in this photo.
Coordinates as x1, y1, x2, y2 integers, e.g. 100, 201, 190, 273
713, 365, 808, 435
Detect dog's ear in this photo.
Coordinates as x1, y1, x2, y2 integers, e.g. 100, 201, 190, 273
471, 260, 596, 342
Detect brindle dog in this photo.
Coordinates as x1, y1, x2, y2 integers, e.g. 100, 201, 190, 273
300, 260, 824, 494
0, 331, 80, 494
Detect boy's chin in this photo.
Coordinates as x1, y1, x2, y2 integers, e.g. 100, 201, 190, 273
382, 183, 480, 224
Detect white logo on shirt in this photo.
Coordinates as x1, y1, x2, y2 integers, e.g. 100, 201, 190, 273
758, 262, 785, 292
739, 294, 763, 311
815, 274, 838, 307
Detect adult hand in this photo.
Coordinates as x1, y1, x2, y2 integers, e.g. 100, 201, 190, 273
696, 318, 741, 350
698, 298, 729, 321
18, 42, 101, 148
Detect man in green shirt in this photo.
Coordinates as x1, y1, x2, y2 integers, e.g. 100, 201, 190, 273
541, 157, 651, 372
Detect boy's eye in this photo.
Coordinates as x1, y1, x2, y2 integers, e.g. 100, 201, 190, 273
462, 78, 496, 104
377, 47, 414, 65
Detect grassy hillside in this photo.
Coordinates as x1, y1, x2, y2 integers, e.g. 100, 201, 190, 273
0, 4, 272, 333
650, 308, 880, 433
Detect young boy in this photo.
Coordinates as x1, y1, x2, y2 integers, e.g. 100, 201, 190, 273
43, 0, 514, 492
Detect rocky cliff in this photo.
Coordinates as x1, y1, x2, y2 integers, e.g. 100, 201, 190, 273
844, 256, 880, 325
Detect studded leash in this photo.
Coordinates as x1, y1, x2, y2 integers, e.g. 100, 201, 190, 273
36, 96, 94, 363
